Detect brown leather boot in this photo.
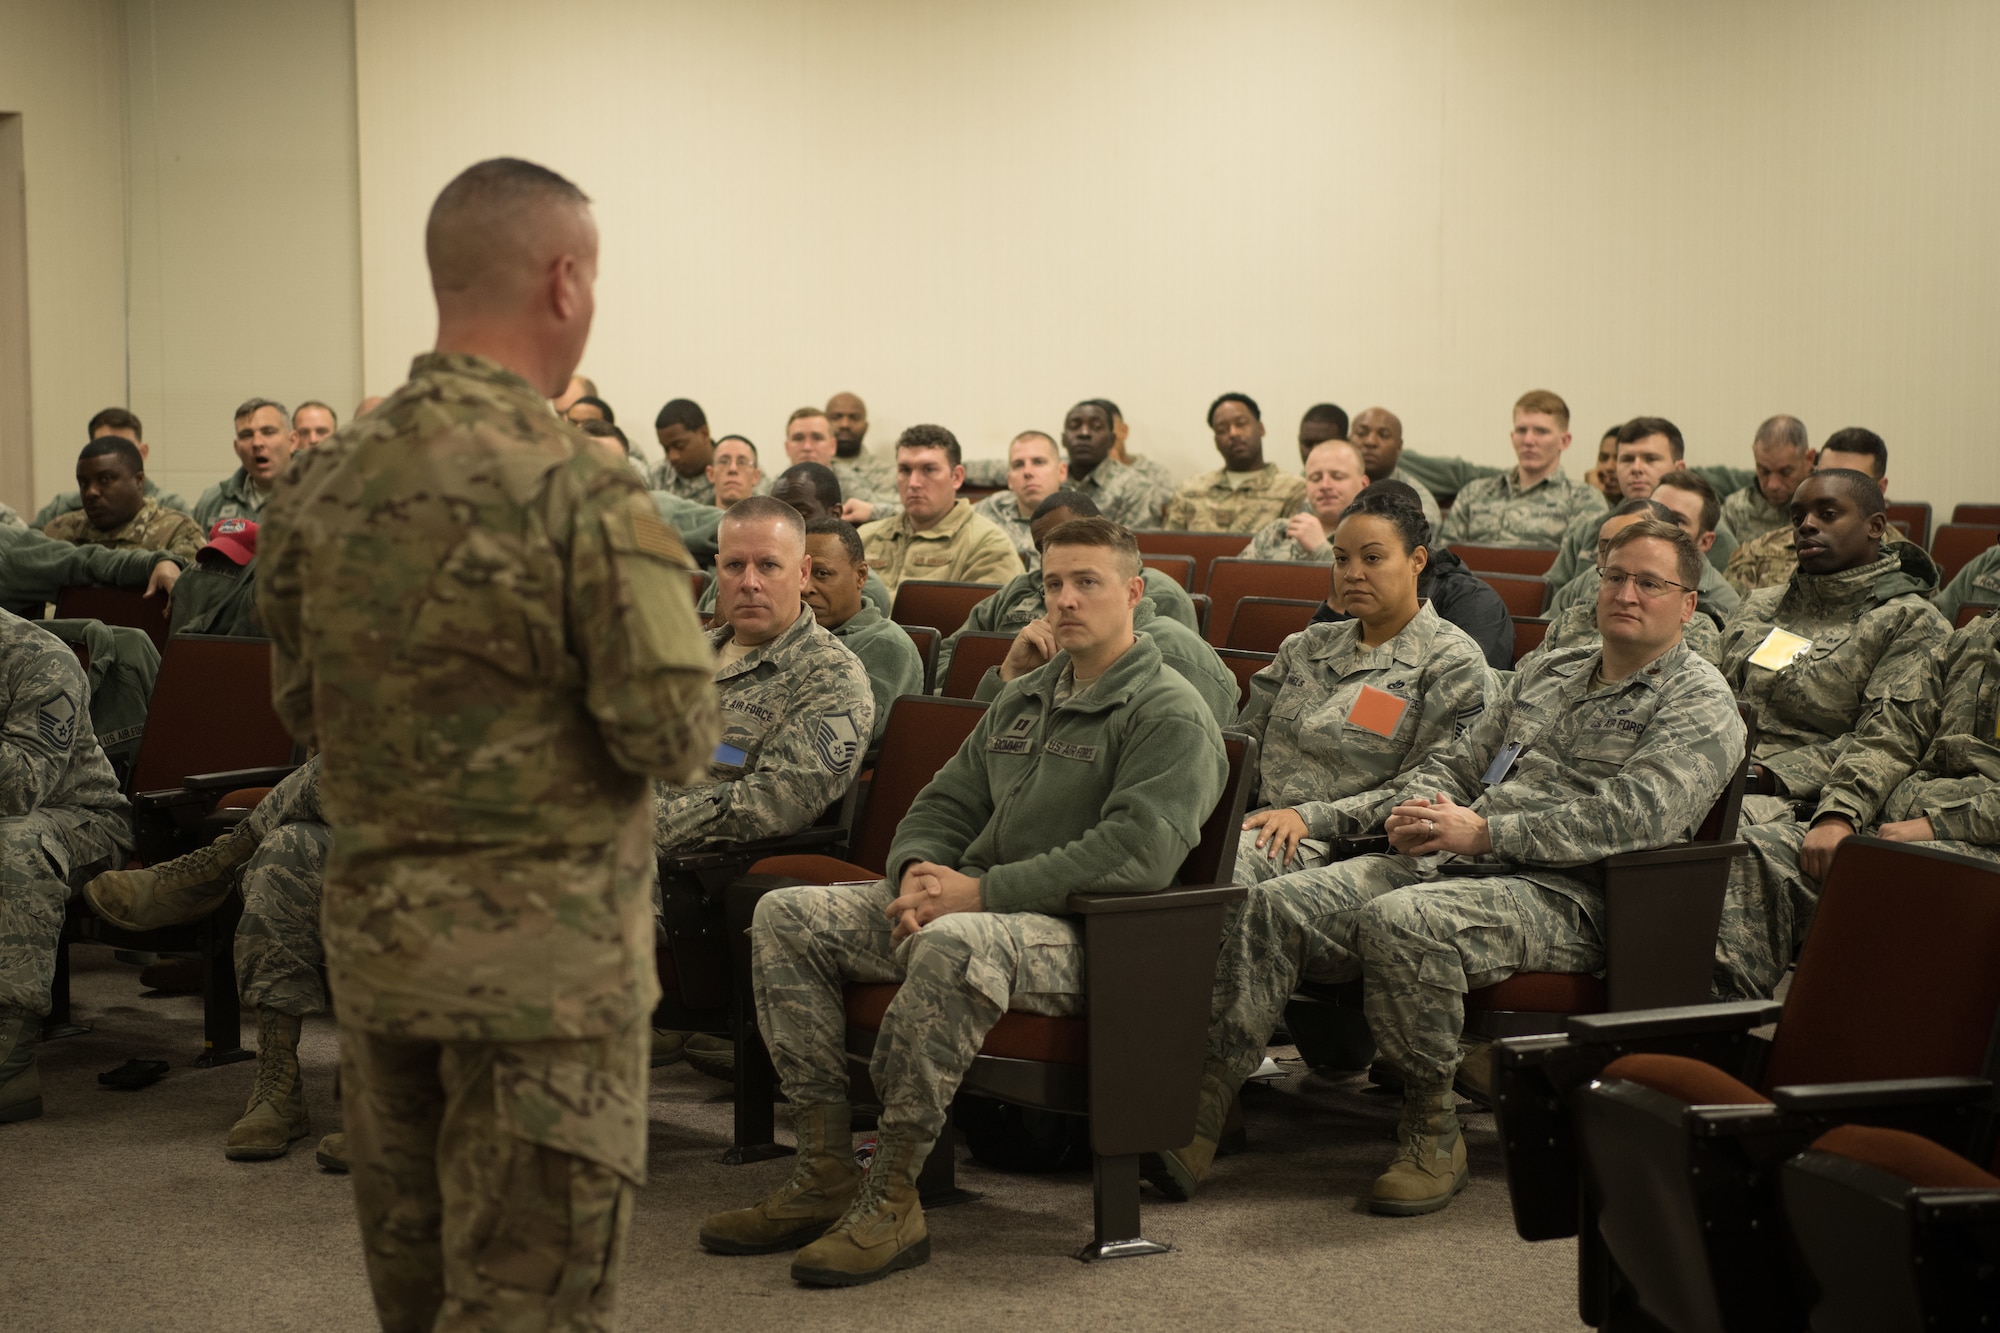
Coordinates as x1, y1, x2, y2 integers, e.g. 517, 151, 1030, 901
0, 1007, 43, 1124
699, 1103, 863, 1254
790, 1130, 931, 1286
1370, 1088, 1469, 1216
86, 819, 262, 932
224, 1009, 310, 1161
1142, 1071, 1234, 1201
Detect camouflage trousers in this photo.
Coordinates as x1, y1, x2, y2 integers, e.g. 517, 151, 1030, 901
1231, 817, 1335, 886
751, 879, 1084, 1145
237, 820, 331, 1016
1713, 823, 2000, 1000
1208, 854, 1600, 1095
339, 1020, 649, 1333
0, 809, 129, 1016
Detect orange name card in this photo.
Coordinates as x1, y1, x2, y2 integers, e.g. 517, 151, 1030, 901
1347, 684, 1410, 737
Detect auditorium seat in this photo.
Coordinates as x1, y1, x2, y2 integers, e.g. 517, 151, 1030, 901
1223, 596, 1319, 653
940, 630, 1016, 700
1885, 499, 1932, 548
889, 579, 1000, 637
1950, 502, 2000, 526
1140, 553, 1195, 590
1930, 523, 2000, 583
899, 624, 940, 693
1496, 837, 2000, 1331
1202, 559, 1332, 648
1215, 648, 1273, 710
53, 585, 172, 653
1447, 544, 1559, 576
1475, 571, 1549, 618
1133, 530, 1255, 592
1511, 615, 1549, 665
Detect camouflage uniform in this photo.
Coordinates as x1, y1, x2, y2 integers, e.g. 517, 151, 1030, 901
228, 760, 336, 1016
751, 635, 1226, 1151
1161, 464, 1308, 534
1204, 639, 1744, 1102
33, 477, 192, 530
649, 490, 724, 566
167, 559, 263, 638
192, 467, 275, 530
259, 350, 718, 1331
832, 455, 900, 517
1519, 596, 1723, 669
1435, 468, 1604, 549
1395, 450, 1503, 498
649, 464, 716, 506
1726, 524, 1917, 599
828, 607, 921, 743
934, 567, 1198, 687
1069, 457, 1171, 530
1713, 612, 2000, 999
43, 498, 204, 567
1384, 466, 1444, 536
858, 500, 1024, 593
1122, 455, 1178, 511
1232, 605, 1495, 883
32, 619, 160, 772
1546, 561, 1741, 629
1719, 545, 1947, 819
1240, 515, 1334, 563
972, 600, 1240, 729
1933, 543, 2000, 624
656, 609, 873, 852
971, 491, 1037, 572
0, 525, 171, 609
1720, 483, 1791, 544
0, 611, 133, 1019
0, 502, 24, 530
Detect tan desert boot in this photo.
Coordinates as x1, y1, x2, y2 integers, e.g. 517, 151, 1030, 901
224, 1009, 310, 1161
1142, 1071, 1234, 1201
315, 1131, 348, 1173
699, 1102, 863, 1254
1369, 1088, 1469, 1216
86, 819, 262, 932
790, 1131, 931, 1287
0, 1007, 43, 1124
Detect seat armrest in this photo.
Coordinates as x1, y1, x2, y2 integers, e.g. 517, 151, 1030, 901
1772, 1077, 1994, 1113
663, 825, 849, 876
1597, 839, 1749, 869
132, 786, 216, 811
1067, 885, 1247, 915
1567, 999, 1784, 1044
179, 765, 300, 792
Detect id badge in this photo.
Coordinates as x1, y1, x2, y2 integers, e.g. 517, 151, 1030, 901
714, 741, 748, 766
1748, 627, 1812, 671
1482, 741, 1524, 785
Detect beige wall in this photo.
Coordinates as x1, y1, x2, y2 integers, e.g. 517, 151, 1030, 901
125, 0, 362, 511
0, 0, 130, 518
350, 0, 2000, 513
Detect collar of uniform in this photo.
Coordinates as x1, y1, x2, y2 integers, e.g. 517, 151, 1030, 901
896, 497, 975, 541
1305, 599, 1438, 668
1783, 549, 1902, 615
1015, 631, 1164, 713
1505, 467, 1566, 496
1208, 463, 1278, 492
1559, 638, 1685, 696
1074, 457, 1128, 490
833, 604, 885, 635
407, 350, 544, 404
708, 606, 816, 679
84, 497, 161, 542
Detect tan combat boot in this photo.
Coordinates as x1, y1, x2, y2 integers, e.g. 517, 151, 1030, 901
1369, 1088, 1469, 1216
0, 1007, 43, 1124
699, 1103, 863, 1254
225, 1009, 310, 1161
682, 1032, 734, 1083
790, 1130, 931, 1287
1142, 1071, 1234, 1201
314, 1131, 348, 1173
86, 819, 262, 932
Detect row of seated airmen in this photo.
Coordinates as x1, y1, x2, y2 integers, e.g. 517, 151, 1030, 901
4, 429, 1989, 1285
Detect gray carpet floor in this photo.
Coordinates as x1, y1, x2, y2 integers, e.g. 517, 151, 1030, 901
4, 946, 1586, 1331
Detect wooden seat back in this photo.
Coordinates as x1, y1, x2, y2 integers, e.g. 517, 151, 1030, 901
1203, 559, 1333, 647
1224, 596, 1319, 652
888, 580, 1000, 637
129, 636, 294, 796
53, 586, 172, 653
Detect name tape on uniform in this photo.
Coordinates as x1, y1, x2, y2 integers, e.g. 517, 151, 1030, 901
1346, 685, 1410, 738
1748, 627, 1813, 672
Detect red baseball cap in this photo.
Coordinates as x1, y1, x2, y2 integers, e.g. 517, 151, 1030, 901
201, 517, 258, 566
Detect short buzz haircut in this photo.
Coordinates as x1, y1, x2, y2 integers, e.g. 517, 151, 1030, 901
425, 157, 590, 297
1754, 414, 1808, 454
1819, 427, 1889, 478
1802, 467, 1888, 519
293, 400, 338, 428
78, 435, 143, 476
1090, 398, 1123, 421
1032, 489, 1099, 522
714, 433, 758, 462
777, 462, 841, 509
577, 418, 630, 453
719, 494, 806, 546
896, 423, 961, 468
1514, 389, 1570, 428
88, 406, 142, 439
787, 406, 830, 428
805, 516, 866, 568
568, 395, 614, 423
1040, 515, 1141, 578
657, 398, 706, 431
1602, 517, 1704, 592
1302, 402, 1349, 436
1207, 392, 1260, 425
1009, 429, 1058, 455
1653, 468, 1721, 535
1608, 497, 1678, 524
234, 396, 289, 424
1615, 415, 1685, 460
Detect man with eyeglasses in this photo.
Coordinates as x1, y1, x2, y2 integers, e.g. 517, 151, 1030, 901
1154, 517, 1743, 1218
1716, 468, 1948, 827
706, 434, 763, 508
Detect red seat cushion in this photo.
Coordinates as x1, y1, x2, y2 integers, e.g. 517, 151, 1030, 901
844, 983, 1088, 1065
1466, 971, 1607, 1014
217, 786, 273, 810
1808, 1124, 2000, 1188
1602, 1052, 1771, 1106
750, 854, 878, 883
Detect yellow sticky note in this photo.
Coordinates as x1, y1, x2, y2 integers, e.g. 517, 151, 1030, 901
1749, 627, 1813, 671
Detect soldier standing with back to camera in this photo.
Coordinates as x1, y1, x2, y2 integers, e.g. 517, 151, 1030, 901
258, 158, 718, 1331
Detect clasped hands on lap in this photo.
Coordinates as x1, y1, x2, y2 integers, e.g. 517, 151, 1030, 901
888, 862, 983, 943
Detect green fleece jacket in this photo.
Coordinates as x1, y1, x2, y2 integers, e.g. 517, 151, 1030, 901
889, 633, 1226, 915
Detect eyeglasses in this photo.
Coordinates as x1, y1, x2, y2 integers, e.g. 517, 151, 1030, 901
1601, 567, 1693, 600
